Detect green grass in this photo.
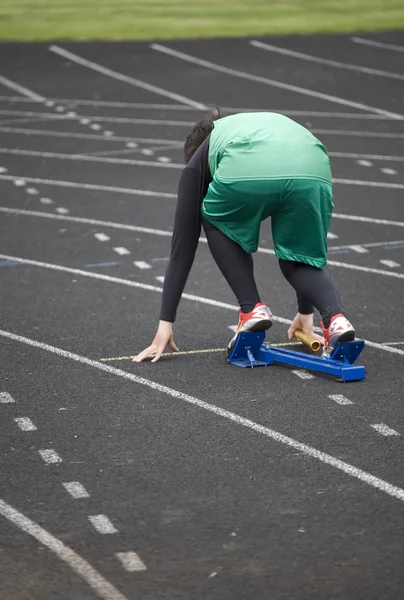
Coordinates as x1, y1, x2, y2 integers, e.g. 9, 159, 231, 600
1, 0, 404, 41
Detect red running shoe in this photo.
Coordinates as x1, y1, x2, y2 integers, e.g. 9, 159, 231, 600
228, 303, 273, 352
321, 313, 355, 355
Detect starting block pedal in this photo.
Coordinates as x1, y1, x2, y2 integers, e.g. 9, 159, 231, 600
227, 332, 366, 382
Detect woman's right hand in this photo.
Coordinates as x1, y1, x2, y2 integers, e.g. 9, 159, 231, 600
132, 321, 179, 363
287, 313, 324, 344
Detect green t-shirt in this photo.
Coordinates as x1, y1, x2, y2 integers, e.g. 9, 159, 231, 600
208, 112, 332, 184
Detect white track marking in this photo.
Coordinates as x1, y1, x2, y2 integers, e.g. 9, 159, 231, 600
0, 109, 193, 126
370, 424, 400, 436
158, 156, 172, 163
14, 417, 37, 431
0, 500, 128, 600
26, 187, 39, 195
292, 369, 315, 380
55, 208, 70, 215
88, 515, 118, 534
94, 233, 110, 242
116, 552, 147, 572
0, 126, 182, 145
113, 247, 130, 256
333, 179, 404, 190
0, 392, 15, 403
0, 174, 176, 198
349, 245, 369, 254
332, 213, 404, 228
330, 239, 404, 251
332, 153, 404, 162
382, 341, 404, 346
351, 37, 404, 53
103, 130, 114, 137
14, 178, 26, 186
328, 394, 353, 405
1, 251, 404, 355
0, 167, 7, 173
90, 123, 101, 130
0, 75, 45, 101
134, 261, 151, 269
327, 232, 338, 239
2, 209, 404, 280
62, 482, 90, 499
155, 275, 165, 282
380, 259, 401, 268
315, 129, 404, 139
38, 449, 62, 464
49, 45, 206, 110
228, 325, 238, 333
40, 197, 53, 204
2, 330, 404, 503
381, 167, 398, 175
151, 43, 404, 120
250, 39, 404, 81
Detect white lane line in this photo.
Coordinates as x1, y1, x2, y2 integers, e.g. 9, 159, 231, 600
49, 45, 206, 110
1, 251, 404, 356
330, 239, 404, 251
328, 394, 353, 405
2, 330, 404, 503
38, 449, 62, 464
327, 232, 338, 239
382, 341, 404, 346
94, 233, 110, 242
88, 515, 118, 534
0, 500, 128, 600
114, 247, 130, 256
351, 37, 404, 53
332, 213, 404, 228
357, 159, 373, 167
314, 129, 404, 139
381, 167, 398, 175
333, 179, 404, 190
116, 552, 147, 572
14, 417, 37, 431
370, 424, 400, 436
292, 369, 315, 380
62, 482, 90, 499
379, 259, 401, 268
55, 207, 70, 215
2, 209, 404, 282
0, 392, 15, 403
151, 43, 404, 120
0, 75, 45, 101
155, 275, 165, 282
0, 174, 176, 198
0, 127, 182, 145
331, 153, 404, 162
40, 197, 53, 204
134, 261, 152, 269
349, 245, 369, 254
250, 39, 404, 81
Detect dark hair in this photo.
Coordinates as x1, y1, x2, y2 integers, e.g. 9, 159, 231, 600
184, 107, 223, 164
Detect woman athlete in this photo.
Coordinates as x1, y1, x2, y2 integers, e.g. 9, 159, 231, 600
133, 110, 355, 363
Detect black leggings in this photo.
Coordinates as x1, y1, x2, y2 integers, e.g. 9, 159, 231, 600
202, 216, 344, 327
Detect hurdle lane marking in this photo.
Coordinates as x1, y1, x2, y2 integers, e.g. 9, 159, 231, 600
250, 40, 404, 81
0, 500, 129, 600
14, 417, 37, 431
0, 392, 15, 403
62, 482, 90, 499
328, 394, 353, 405
379, 259, 401, 268
88, 515, 118, 535
49, 45, 206, 110
151, 43, 404, 120
0, 250, 403, 357
116, 552, 147, 572
370, 424, 400, 437
1, 328, 404, 503
292, 370, 315, 380
351, 37, 404, 53
38, 449, 62, 464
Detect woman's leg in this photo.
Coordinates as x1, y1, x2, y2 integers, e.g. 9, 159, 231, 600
278, 259, 344, 328
202, 215, 261, 312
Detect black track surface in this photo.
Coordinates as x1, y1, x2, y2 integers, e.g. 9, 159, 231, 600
1, 31, 404, 600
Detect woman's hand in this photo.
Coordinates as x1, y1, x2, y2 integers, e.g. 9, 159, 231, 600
287, 313, 324, 344
132, 321, 179, 363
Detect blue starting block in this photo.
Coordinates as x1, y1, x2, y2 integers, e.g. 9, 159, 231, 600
227, 332, 366, 382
